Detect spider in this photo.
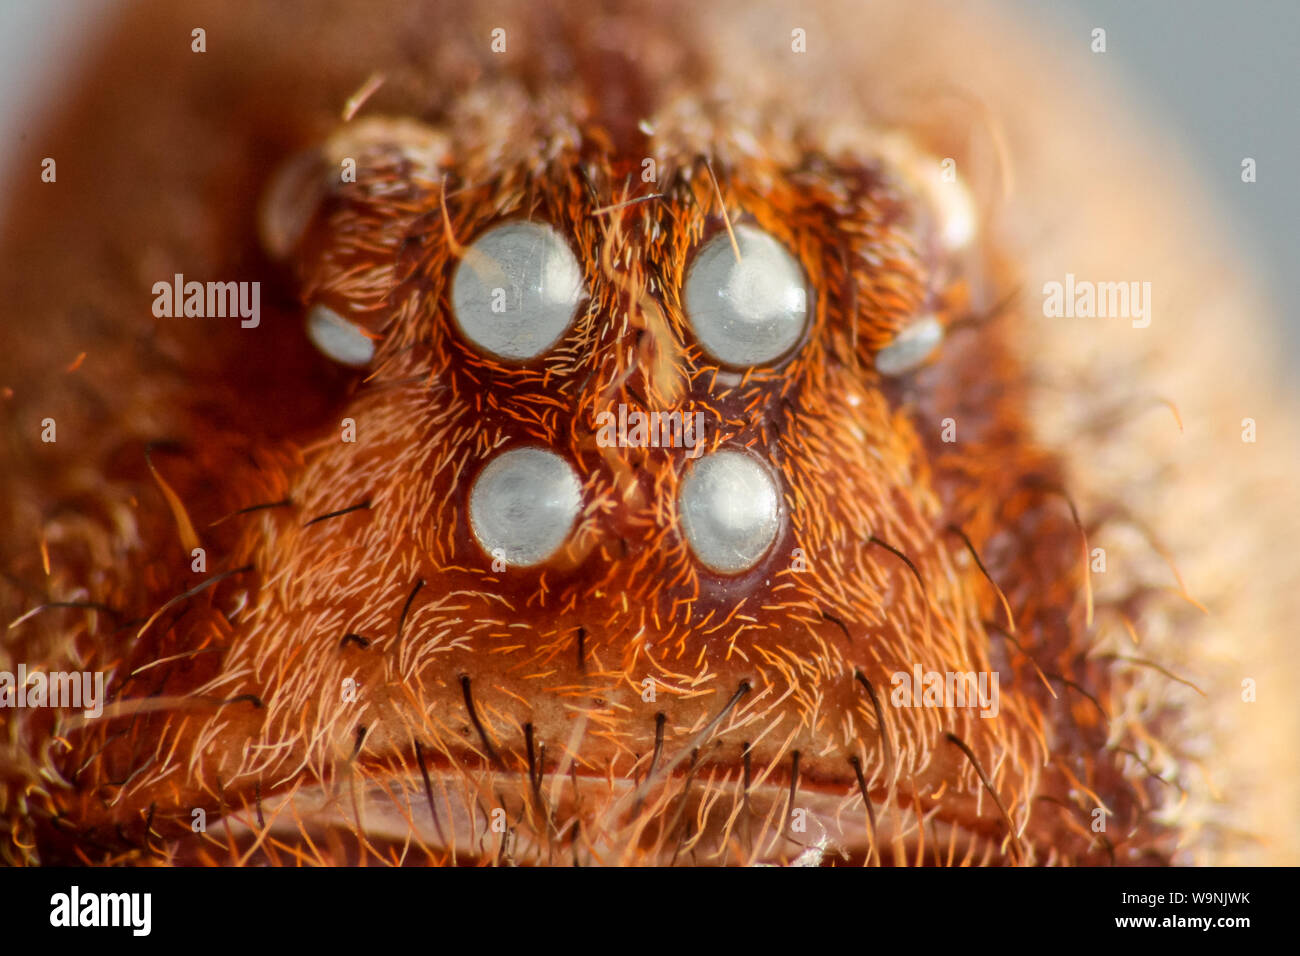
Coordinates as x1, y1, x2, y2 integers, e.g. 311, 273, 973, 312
3, 0, 1297, 867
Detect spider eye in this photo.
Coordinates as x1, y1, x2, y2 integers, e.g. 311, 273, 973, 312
678, 449, 780, 574
469, 447, 583, 567
684, 224, 809, 367
874, 315, 943, 376
306, 303, 376, 366
451, 221, 585, 361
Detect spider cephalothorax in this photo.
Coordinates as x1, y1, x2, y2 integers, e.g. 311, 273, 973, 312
11, 0, 1291, 868
9, 78, 1180, 866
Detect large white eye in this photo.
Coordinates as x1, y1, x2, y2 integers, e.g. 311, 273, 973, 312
874, 315, 943, 376
683, 224, 809, 367
469, 447, 583, 567
678, 449, 780, 574
306, 303, 375, 366
451, 221, 585, 361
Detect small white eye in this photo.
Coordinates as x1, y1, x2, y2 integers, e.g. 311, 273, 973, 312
678, 449, 780, 574
258, 147, 326, 261
935, 178, 976, 251
683, 224, 809, 367
306, 303, 375, 366
874, 315, 943, 376
451, 220, 585, 361
469, 447, 583, 567
924, 162, 977, 252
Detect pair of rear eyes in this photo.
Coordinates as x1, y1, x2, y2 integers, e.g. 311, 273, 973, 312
306, 219, 809, 368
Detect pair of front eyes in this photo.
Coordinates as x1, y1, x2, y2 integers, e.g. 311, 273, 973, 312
307, 218, 810, 370
470, 445, 781, 576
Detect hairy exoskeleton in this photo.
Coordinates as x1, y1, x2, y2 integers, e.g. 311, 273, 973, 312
4, 74, 1195, 866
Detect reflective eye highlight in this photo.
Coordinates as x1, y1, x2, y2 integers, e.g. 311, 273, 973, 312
306, 303, 375, 366
451, 220, 585, 361
678, 449, 780, 574
469, 447, 583, 567
683, 224, 809, 367
874, 315, 943, 376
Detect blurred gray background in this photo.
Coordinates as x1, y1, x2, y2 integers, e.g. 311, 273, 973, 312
1, 0, 1296, 355
1020, 0, 1300, 359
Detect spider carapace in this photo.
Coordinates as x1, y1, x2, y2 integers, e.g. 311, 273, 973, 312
7, 0, 1291, 867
